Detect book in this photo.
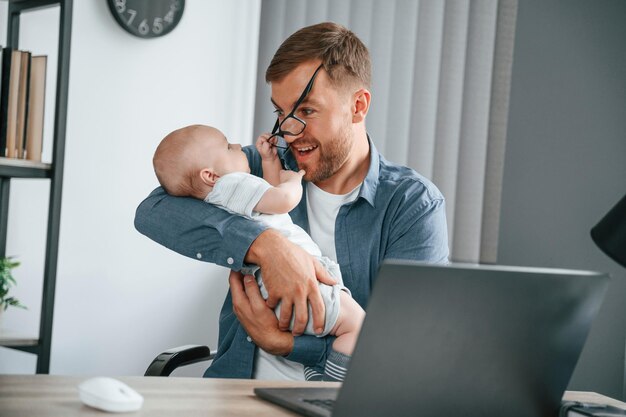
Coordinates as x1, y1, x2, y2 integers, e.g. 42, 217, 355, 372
0, 46, 3, 155
566, 403, 626, 416
0, 47, 16, 157
3, 49, 22, 158
15, 50, 31, 159
25, 55, 46, 162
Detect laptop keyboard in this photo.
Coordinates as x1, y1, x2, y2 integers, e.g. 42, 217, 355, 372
303, 399, 335, 411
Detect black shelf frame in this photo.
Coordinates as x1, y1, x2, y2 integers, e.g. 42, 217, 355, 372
0, 0, 72, 374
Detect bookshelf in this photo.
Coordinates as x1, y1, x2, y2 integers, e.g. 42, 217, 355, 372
0, 0, 72, 373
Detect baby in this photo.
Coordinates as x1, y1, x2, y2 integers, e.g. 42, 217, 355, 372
152, 124, 365, 381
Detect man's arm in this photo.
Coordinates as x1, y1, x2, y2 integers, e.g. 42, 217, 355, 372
134, 186, 268, 270
385, 183, 449, 264
135, 188, 333, 350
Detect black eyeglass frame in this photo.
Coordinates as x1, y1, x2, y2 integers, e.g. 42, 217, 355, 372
268, 64, 324, 149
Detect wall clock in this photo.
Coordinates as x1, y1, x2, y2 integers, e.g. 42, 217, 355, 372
107, 0, 185, 39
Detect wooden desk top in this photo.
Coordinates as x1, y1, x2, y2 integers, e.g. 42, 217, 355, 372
0, 375, 337, 417
1, 374, 624, 417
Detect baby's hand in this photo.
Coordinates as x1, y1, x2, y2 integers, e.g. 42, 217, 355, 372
279, 169, 305, 184
256, 133, 278, 161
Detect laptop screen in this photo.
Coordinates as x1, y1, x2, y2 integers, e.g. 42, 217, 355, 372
255, 261, 609, 417
332, 261, 609, 417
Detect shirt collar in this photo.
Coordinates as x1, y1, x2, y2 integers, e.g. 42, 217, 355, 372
358, 134, 379, 207
279, 134, 379, 208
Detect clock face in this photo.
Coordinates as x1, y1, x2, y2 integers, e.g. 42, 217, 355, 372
107, 0, 185, 39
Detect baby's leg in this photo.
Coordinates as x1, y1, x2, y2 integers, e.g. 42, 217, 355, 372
328, 291, 365, 355
272, 278, 344, 337
312, 292, 364, 382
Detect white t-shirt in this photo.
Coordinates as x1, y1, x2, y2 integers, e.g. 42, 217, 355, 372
306, 182, 361, 262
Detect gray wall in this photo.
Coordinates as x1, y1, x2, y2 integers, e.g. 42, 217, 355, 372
499, 0, 626, 399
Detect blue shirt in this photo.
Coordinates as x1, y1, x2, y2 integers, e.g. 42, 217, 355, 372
134, 137, 449, 378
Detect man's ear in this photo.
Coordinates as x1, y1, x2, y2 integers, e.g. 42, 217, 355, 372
352, 88, 371, 123
199, 168, 219, 187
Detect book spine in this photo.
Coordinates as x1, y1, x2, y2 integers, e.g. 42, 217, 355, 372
16, 51, 31, 159
5, 50, 22, 158
0, 47, 12, 157
25, 56, 46, 162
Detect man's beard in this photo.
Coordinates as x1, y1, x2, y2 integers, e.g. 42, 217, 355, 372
297, 123, 352, 183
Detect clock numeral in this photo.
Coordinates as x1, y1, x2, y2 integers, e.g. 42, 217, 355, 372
153, 18, 164, 34
126, 9, 137, 26
170, 0, 182, 11
115, 0, 126, 13
138, 19, 150, 35
164, 9, 175, 24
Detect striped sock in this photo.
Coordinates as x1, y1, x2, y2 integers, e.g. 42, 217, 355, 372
323, 349, 351, 382
304, 366, 324, 381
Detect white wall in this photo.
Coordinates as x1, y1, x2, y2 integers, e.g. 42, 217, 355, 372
0, 0, 261, 376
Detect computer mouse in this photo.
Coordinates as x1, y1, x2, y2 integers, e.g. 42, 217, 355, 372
78, 377, 144, 413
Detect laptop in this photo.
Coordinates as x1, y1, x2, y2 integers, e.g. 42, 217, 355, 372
254, 260, 609, 417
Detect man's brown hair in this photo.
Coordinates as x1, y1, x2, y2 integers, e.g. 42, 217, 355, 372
265, 22, 371, 91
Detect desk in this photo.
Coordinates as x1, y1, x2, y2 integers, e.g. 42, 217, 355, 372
1, 375, 336, 416
1, 375, 625, 416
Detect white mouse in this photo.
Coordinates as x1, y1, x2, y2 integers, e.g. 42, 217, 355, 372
78, 377, 143, 413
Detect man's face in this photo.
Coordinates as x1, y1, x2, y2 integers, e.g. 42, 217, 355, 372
270, 61, 355, 183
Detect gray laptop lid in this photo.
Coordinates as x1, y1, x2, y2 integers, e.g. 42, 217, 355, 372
255, 260, 609, 417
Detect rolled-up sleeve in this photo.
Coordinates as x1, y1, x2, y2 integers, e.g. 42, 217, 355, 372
284, 334, 329, 367
134, 187, 267, 271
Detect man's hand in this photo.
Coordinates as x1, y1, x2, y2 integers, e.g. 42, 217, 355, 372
245, 229, 337, 335
229, 270, 294, 355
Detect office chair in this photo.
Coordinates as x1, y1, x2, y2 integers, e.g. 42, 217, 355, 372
145, 345, 217, 376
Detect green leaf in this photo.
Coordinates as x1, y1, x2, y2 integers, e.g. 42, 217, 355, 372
0, 256, 25, 310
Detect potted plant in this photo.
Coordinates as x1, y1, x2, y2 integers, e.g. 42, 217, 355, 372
0, 257, 27, 322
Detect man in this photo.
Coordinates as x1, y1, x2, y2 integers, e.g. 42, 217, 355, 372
135, 22, 449, 380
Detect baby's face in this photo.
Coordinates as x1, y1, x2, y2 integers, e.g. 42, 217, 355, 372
205, 130, 250, 175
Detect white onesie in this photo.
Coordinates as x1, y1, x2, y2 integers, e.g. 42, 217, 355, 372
204, 172, 347, 336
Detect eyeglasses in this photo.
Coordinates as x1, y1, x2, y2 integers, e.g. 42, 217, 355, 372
268, 64, 324, 149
